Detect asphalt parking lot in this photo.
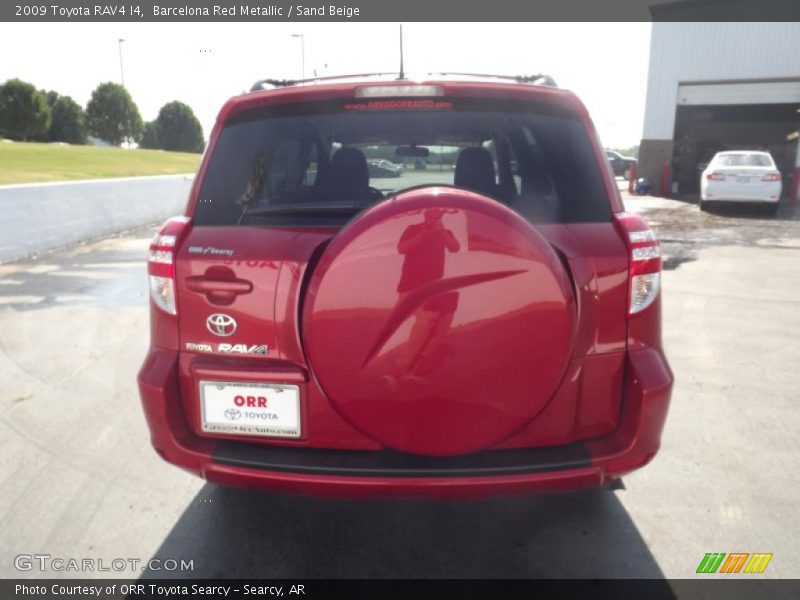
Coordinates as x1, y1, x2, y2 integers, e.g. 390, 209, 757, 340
1, 193, 799, 580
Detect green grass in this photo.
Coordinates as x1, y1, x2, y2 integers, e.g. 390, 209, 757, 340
0, 141, 202, 185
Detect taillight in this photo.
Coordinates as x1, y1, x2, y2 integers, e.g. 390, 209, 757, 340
706, 172, 725, 181
762, 173, 781, 182
148, 216, 190, 315
615, 213, 662, 316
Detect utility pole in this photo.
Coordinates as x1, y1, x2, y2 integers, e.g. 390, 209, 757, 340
399, 25, 404, 80
291, 34, 305, 80
118, 38, 128, 148
118, 38, 126, 88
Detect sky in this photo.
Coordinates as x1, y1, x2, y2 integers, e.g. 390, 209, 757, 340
0, 22, 651, 148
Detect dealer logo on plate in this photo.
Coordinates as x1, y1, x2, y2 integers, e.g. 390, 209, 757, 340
224, 408, 242, 421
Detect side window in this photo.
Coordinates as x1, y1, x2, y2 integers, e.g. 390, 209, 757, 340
519, 127, 557, 198
508, 140, 522, 191
266, 139, 299, 201
482, 140, 499, 179
305, 142, 319, 186
489, 136, 519, 201
508, 126, 559, 223
267, 138, 319, 200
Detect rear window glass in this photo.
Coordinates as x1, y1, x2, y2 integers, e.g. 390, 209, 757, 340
714, 153, 773, 167
194, 98, 611, 227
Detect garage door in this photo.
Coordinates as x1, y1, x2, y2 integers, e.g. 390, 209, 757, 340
678, 80, 800, 106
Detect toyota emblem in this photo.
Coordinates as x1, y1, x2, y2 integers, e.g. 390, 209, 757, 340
206, 313, 237, 336
224, 408, 242, 421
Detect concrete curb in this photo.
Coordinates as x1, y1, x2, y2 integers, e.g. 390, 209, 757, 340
0, 174, 194, 263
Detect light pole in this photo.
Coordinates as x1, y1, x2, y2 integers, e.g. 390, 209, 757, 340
118, 38, 128, 148
291, 34, 305, 80
118, 38, 126, 87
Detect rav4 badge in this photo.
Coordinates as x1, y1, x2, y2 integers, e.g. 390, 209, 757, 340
218, 343, 269, 355
184, 342, 269, 355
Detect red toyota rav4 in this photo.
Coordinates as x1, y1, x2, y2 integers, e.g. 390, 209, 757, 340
138, 75, 673, 498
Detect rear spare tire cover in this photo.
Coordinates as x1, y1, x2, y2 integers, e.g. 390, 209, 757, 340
302, 187, 576, 456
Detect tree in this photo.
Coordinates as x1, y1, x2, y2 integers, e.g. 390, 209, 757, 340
85, 82, 143, 145
49, 95, 87, 144
0, 78, 51, 141
139, 121, 160, 149
43, 90, 59, 110
153, 101, 204, 153
29, 89, 59, 142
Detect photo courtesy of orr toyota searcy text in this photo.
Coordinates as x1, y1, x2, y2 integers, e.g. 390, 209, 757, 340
14, 584, 298, 597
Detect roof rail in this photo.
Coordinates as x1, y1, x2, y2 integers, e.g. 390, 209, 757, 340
250, 72, 558, 92
250, 72, 403, 92
426, 72, 558, 87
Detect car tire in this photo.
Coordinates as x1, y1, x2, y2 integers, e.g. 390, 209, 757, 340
699, 199, 709, 212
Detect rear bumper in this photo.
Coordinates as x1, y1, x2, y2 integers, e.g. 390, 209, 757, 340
138, 347, 673, 499
701, 182, 782, 202
702, 196, 779, 204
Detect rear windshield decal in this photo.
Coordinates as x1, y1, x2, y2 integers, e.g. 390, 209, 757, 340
344, 99, 453, 112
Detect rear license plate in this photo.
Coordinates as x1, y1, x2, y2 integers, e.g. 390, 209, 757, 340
200, 381, 301, 438
737, 176, 751, 183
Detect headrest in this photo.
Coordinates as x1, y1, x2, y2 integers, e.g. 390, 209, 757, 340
454, 147, 496, 196
329, 147, 369, 189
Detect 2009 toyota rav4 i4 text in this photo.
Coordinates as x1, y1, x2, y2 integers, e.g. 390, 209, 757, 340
137, 75, 674, 499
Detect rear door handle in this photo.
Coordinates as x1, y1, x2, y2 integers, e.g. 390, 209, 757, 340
185, 276, 253, 305
185, 277, 253, 294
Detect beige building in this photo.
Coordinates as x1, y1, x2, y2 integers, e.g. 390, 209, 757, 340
638, 21, 800, 199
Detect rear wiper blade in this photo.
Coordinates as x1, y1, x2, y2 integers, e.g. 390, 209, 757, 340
243, 201, 364, 217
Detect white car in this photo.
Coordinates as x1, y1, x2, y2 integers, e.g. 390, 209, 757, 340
700, 151, 782, 212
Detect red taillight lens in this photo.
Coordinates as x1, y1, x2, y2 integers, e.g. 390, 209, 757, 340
762, 173, 781, 182
615, 213, 662, 316
148, 216, 190, 315
706, 172, 725, 181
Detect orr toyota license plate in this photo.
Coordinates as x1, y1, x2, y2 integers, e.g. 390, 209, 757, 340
200, 381, 301, 438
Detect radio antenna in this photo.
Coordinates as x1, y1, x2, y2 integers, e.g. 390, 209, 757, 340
398, 24, 405, 80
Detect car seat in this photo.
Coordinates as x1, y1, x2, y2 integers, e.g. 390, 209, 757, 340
315, 147, 376, 204
454, 147, 497, 198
